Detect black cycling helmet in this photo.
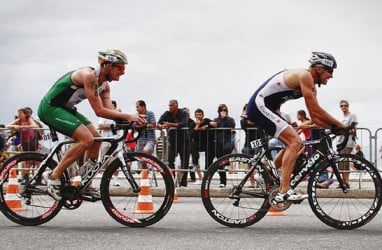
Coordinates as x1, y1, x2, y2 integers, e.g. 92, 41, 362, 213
309, 52, 337, 69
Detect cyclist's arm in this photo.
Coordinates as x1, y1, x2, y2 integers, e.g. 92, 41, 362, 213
299, 72, 343, 128
98, 84, 115, 110
79, 70, 133, 121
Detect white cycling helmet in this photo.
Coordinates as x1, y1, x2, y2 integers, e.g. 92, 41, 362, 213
309, 52, 337, 69
98, 49, 128, 65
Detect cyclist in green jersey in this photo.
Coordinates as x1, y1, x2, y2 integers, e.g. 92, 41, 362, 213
38, 49, 146, 200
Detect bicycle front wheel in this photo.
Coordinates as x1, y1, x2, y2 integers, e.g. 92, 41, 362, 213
101, 152, 174, 227
308, 154, 382, 229
201, 154, 273, 227
0, 152, 64, 226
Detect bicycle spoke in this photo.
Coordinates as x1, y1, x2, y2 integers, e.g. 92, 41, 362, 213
308, 154, 382, 229
201, 154, 272, 228
0, 152, 63, 226
101, 152, 174, 227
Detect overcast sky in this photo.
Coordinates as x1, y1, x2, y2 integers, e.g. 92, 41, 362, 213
1, 0, 382, 132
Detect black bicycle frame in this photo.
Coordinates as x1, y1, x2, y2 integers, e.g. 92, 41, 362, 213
289, 150, 324, 189
28, 123, 140, 193
240, 134, 345, 192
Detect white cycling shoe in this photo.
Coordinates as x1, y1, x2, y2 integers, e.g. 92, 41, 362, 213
274, 189, 308, 202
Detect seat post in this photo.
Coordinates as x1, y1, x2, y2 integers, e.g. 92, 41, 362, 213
49, 127, 59, 142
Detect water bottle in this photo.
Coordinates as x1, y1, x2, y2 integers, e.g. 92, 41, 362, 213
79, 158, 96, 178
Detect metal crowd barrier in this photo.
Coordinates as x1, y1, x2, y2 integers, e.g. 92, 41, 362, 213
0, 126, 380, 172
0, 127, 54, 155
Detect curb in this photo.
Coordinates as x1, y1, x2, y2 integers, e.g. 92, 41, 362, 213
109, 186, 376, 198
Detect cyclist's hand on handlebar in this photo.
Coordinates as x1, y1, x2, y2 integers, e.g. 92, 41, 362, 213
130, 113, 147, 126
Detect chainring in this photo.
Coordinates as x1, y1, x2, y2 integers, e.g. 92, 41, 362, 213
61, 185, 83, 209
268, 186, 292, 211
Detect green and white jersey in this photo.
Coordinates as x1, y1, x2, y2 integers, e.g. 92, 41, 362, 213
43, 67, 107, 109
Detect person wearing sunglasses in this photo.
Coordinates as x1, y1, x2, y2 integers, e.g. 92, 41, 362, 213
209, 104, 236, 188
337, 100, 358, 188
246, 52, 344, 202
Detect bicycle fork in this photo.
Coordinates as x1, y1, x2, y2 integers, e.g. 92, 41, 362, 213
120, 151, 141, 193
327, 157, 349, 192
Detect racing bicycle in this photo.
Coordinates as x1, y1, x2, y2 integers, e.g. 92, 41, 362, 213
201, 124, 382, 229
0, 121, 174, 227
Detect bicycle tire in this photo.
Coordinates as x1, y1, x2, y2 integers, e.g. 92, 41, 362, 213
308, 154, 382, 229
100, 152, 174, 227
0, 152, 64, 226
201, 153, 273, 227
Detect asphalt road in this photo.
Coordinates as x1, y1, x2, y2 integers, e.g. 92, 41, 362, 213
0, 197, 381, 250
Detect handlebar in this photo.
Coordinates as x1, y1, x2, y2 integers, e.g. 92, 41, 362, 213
111, 120, 146, 143
323, 122, 357, 151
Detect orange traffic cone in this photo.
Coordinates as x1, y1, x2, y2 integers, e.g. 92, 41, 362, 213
5, 168, 26, 211
267, 206, 287, 216
134, 169, 154, 214
171, 169, 179, 203
173, 186, 179, 203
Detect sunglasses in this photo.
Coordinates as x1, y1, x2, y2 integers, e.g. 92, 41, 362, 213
340, 104, 348, 108
220, 109, 227, 112
324, 67, 333, 74
111, 64, 125, 70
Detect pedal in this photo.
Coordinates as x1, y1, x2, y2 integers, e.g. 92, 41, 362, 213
268, 186, 291, 211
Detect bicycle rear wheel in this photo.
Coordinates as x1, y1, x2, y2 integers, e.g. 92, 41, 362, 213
308, 154, 382, 229
0, 152, 64, 226
201, 154, 273, 227
101, 152, 174, 227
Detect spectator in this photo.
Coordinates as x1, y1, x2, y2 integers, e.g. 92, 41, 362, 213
125, 130, 137, 152
157, 100, 190, 187
209, 104, 235, 188
190, 108, 212, 184
135, 100, 157, 175
24, 107, 51, 154
7, 108, 39, 183
24, 107, 44, 142
296, 110, 312, 140
337, 100, 358, 188
295, 109, 317, 158
135, 100, 157, 155
7, 108, 39, 152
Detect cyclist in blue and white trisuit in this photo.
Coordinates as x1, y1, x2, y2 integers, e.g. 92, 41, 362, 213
247, 52, 344, 202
